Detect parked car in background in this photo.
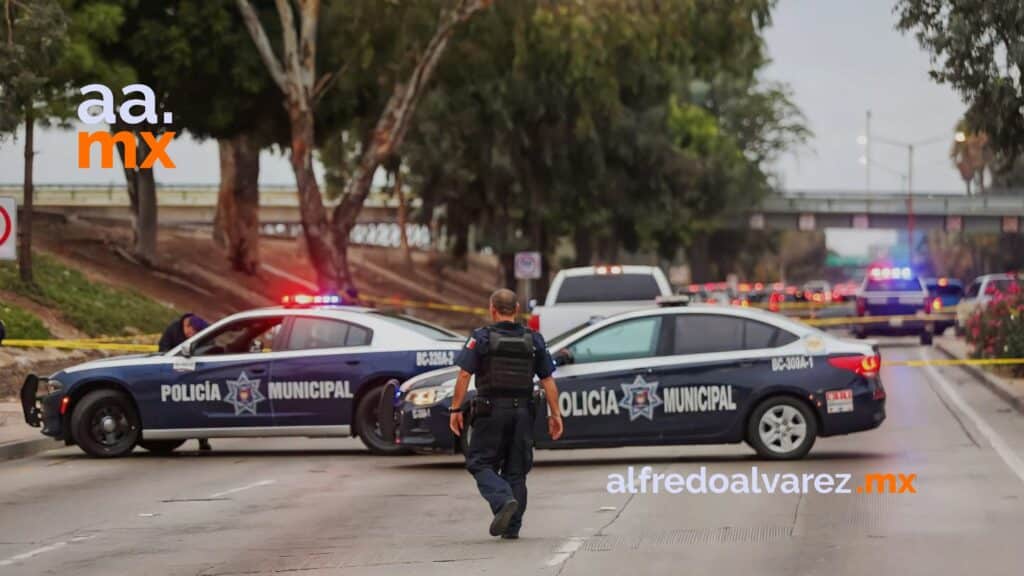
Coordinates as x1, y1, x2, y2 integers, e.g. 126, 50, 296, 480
922, 277, 963, 335
957, 273, 1024, 334
528, 265, 672, 338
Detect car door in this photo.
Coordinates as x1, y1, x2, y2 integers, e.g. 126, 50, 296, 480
654, 314, 801, 440
539, 315, 668, 445
152, 315, 285, 432
268, 316, 373, 429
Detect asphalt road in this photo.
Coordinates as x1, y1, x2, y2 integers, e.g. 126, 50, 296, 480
2, 341, 1023, 575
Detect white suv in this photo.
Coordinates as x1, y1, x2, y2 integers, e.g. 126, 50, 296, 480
957, 273, 1023, 333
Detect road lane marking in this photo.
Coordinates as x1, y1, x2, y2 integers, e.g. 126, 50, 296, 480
921, 350, 1024, 485
0, 536, 94, 567
209, 479, 276, 499
545, 537, 585, 568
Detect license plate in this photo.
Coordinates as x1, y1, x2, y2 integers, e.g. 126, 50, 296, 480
825, 389, 854, 414
412, 408, 431, 419
869, 298, 888, 305
899, 297, 922, 305
889, 317, 904, 327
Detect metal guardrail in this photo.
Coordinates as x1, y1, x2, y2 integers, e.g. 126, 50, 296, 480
0, 184, 418, 209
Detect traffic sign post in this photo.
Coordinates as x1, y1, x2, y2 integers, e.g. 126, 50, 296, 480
0, 197, 17, 261
514, 251, 542, 311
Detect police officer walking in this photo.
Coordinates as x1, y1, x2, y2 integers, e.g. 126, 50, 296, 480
449, 289, 563, 539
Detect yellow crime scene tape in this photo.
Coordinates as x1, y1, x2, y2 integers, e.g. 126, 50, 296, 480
2, 339, 158, 352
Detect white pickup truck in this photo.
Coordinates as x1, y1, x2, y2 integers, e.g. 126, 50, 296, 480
527, 265, 672, 339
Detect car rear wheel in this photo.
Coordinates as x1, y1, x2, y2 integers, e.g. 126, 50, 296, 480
356, 385, 412, 456
747, 397, 817, 460
919, 331, 933, 345
138, 439, 186, 454
70, 389, 140, 458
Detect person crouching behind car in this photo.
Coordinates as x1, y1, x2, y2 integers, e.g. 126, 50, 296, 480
158, 313, 211, 451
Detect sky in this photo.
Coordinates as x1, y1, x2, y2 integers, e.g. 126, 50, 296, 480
0, 0, 968, 256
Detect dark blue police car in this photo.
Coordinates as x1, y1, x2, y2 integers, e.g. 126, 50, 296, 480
385, 303, 886, 460
20, 298, 464, 457
853, 266, 938, 345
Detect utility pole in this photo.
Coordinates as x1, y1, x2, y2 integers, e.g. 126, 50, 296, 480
909, 143, 917, 260
865, 110, 872, 193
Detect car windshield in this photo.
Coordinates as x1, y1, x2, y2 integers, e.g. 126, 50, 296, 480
368, 312, 462, 340
554, 274, 661, 303
547, 320, 599, 348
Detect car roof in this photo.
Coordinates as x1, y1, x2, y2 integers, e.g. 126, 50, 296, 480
551, 303, 817, 350
558, 265, 662, 277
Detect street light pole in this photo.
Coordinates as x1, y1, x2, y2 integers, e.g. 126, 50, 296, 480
865, 110, 872, 193
907, 143, 914, 257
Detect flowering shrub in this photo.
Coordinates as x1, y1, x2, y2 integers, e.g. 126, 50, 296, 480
966, 283, 1024, 377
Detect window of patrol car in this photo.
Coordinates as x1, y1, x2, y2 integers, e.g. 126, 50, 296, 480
283, 317, 372, 350
567, 316, 662, 364
672, 314, 796, 355
191, 317, 285, 356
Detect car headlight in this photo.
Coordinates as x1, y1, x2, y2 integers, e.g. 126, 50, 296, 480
45, 379, 64, 394
406, 385, 453, 407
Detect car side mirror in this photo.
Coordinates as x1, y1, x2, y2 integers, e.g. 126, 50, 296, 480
181, 342, 195, 357
554, 349, 574, 366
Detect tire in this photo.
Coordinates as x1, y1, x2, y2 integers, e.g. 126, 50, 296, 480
920, 331, 933, 346
746, 396, 817, 460
137, 439, 186, 454
70, 389, 140, 458
356, 385, 412, 456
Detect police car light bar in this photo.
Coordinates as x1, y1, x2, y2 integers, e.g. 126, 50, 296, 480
869, 267, 912, 280
281, 294, 342, 307
595, 265, 623, 275
656, 295, 691, 307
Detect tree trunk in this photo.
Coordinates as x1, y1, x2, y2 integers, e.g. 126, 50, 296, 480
393, 166, 413, 268
213, 138, 234, 249
688, 234, 712, 283
573, 225, 592, 266
18, 111, 33, 284
134, 134, 158, 263
216, 134, 261, 273
288, 106, 345, 291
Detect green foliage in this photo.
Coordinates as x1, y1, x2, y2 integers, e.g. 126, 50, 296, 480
391, 0, 807, 276
896, 0, 1024, 164
0, 0, 69, 134
0, 253, 177, 337
966, 288, 1024, 377
0, 303, 51, 340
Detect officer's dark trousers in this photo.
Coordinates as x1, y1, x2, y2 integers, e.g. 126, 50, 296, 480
464, 397, 534, 535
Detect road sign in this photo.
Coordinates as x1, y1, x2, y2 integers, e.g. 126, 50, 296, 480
514, 251, 542, 280
0, 197, 16, 261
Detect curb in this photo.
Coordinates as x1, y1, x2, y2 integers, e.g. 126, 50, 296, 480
0, 437, 63, 462
935, 340, 1024, 415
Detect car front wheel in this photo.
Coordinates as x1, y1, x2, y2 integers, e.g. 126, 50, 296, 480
70, 389, 140, 458
356, 385, 412, 456
747, 397, 817, 460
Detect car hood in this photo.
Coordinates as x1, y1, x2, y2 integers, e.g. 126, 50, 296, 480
60, 353, 164, 375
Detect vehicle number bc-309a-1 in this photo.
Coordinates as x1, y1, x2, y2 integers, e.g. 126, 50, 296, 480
771, 355, 814, 372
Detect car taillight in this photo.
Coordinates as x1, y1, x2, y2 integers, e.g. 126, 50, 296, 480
60, 396, 70, 415
930, 297, 942, 312
828, 354, 881, 377
527, 314, 540, 332
855, 298, 866, 316
769, 292, 783, 312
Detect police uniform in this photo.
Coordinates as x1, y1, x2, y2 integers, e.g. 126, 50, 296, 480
455, 321, 555, 537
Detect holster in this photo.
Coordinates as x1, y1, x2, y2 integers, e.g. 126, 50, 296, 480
470, 397, 493, 424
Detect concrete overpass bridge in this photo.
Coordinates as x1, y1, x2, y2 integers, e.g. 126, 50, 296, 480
2, 184, 1023, 235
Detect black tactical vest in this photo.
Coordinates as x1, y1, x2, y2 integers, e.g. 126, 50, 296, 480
477, 328, 536, 397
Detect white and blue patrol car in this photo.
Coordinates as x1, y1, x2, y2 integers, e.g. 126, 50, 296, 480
20, 299, 464, 457
386, 301, 886, 460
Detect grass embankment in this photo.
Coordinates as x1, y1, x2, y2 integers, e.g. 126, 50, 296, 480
0, 252, 178, 337
0, 302, 52, 339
